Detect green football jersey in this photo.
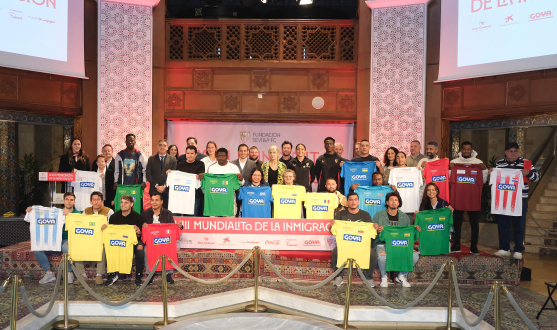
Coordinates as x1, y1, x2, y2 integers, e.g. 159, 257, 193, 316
114, 184, 143, 214
415, 207, 453, 256
379, 225, 419, 272
201, 173, 241, 217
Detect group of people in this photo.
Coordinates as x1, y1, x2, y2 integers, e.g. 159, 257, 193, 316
47, 134, 537, 287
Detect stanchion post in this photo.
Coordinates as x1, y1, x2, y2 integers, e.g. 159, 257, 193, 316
335, 258, 357, 330
245, 246, 267, 312
494, 281, 501, 330
154, 255, 176, 329
53, 254, 79, 329
436, 259, 458, 330
10, 276, 17, 330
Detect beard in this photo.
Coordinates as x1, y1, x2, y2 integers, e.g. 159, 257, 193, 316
426, 152, 435, 159
462, 154, 471, 159
249, 156, 258, 161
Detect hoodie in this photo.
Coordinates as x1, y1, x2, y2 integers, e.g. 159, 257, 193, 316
450, 150, 488, 182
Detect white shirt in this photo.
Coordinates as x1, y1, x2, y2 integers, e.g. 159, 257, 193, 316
153, 214, 160, 224
25, 206, 65, 251
417, 156, 439, 168
490, 168, 524, 216
202, 156, 217, 171
388, 167, 423, 213
207, 161, 245, 185
167, 171, 200, 215
71, 170, 103, 212
238, 158, 247, 171
82, 208, 114, 222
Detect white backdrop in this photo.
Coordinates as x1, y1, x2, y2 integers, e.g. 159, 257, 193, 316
167, 121, 354, 162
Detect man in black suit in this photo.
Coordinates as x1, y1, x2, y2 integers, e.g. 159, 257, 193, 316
146, 139, 177, 209
92, 144, 116, 172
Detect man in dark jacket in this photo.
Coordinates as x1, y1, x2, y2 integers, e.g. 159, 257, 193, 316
146, 139, 177, 209
114, 134, 147, 189
315, 137, 346, 192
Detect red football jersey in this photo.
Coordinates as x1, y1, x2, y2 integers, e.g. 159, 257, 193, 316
449, 164, 483, 211
142, 223, 181, 271
424, 158, 450, 203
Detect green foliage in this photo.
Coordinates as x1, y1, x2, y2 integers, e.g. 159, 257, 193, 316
481, 155, 499, 222
18, 153, 47, 214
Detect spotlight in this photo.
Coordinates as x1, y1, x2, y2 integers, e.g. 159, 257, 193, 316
298, 0, 313, 4
261, 0, 267, 3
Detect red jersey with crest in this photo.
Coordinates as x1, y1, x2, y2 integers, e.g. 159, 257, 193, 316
490, 169, 524, 216
449, 164, 483, 211
142, 223, 181, 271
424, 158, 450, 203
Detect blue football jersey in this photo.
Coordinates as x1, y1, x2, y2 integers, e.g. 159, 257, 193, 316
355, 186, 393, 218
340, 161, 376, 194
238, 186, 273, 218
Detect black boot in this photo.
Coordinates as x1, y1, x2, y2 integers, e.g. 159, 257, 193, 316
135, 272, 143, 286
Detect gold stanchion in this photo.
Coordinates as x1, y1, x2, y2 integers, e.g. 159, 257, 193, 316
53, 254, 79, 329
494, 281, 501, 330
436, 259, 458, 330
10, 276, 17, 330
335, 258, 357, 330
245, 246, 267, 312
154, 255, 176, 329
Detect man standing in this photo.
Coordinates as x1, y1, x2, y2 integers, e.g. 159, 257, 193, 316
335, 142, 344, 158
74, 191, 114, 285
146, 139, 177, 209
232, 144, 257, 183
249, 146, 263, 169
490, 142, 539, 259
175, 146, 205, 216
331, 192, 379, 287
417, 142, 439, 169
114, 134, 147, 190
450, 141, 487, 254
92, 144, 115, 172
315, 137, 345, 192
178, 137, 207, 162
279, 141, 293, 164
405, 140, 425, 167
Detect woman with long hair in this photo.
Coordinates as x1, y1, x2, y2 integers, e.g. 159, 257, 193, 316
244, 168, 268, 187
418, 182, 453, 211
168, 144, 179, 160
261, 145, 287, 186
58, 137, 90, 173
382, 147, 399, 183
201, 141, 217, 171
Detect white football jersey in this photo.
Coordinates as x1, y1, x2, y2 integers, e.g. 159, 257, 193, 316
71, 170, 102, 212
25, 206, 65, 251
490, 168, 524, 216
167, 171, 200, 215
388, 167, 423, 213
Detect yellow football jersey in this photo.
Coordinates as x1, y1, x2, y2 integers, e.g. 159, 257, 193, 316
103, 225, 138, 274
272, 185, 306, 219
305, 192, 339, 219
66, 214, 108, 261
331, 220, 377, 269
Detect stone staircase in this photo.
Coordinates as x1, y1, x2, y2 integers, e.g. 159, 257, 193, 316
525, 169, 557, 255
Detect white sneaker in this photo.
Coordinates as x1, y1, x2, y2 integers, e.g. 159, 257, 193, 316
380, 275, 389, 288
513, 252, 523, 260
366, 278, 376, 288
495, 250, 511, 257
396, 274, 411, 288
39, 272, 56, 284
333, 276, 344, 287
67, 272, 74, 284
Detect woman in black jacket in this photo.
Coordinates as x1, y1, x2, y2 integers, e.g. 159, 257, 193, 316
58, 137, 90, 173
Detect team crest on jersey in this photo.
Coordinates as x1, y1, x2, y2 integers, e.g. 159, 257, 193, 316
335, 159, 338, 163
37, 218, 56, 225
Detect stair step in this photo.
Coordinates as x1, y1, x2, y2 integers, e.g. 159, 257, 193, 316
535, 203, 557, 212
526, 226, 557, 236
524, 244, 557, 256
540, 196, 557, 204
543, 189, 557, 197
529, 211, 557, 220
526, 218, 557, 229
524, 235, 557, 246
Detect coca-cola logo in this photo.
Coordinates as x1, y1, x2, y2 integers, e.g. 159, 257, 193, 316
265, 240, 280, 245
304, 239, 321, 246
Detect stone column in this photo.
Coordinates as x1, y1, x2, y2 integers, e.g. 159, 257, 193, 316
0, 122, 18, 214
97, 0, 160, 155
366, 0, 430, 157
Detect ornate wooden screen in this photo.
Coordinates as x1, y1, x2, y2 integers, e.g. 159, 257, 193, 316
167, 19, 357, 62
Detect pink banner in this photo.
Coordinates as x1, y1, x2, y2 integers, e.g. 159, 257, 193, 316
39, 172, 75, 182
176, 217, 336, 251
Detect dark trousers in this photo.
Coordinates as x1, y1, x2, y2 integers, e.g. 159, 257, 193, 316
162, 192, 169, 210
133, 244, 145, 275
453, 210, 481, 249
331, 246, 378, 280
497, 198, 528, 253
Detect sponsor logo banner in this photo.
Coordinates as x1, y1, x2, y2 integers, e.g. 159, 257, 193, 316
39, 172, 76, 182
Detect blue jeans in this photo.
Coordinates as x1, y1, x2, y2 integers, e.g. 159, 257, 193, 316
377, 245, 419, 277
34, 239, 71, 271
497, 197, 528, 253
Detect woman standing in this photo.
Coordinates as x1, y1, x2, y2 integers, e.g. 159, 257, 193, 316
382, 147, 399, 183
261, 146, 287, 186
287, 143, 315, 192
201, 141, 218, 171
95, 154, 115, 209
168, 145, 179, 161
58, 138, 90, 173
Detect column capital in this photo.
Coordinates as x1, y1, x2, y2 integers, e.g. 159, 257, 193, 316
98, 0, 160, 7
365, 0, 430, 10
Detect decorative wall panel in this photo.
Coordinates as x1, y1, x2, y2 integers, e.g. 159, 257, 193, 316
369, 4, 426, 157
98, 0, 153, 156
0, 122, 17, 214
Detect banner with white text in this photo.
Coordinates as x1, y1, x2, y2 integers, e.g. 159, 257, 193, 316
176, 217, 336, 251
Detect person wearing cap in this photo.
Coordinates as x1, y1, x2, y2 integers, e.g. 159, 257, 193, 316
489, 142, 539, 260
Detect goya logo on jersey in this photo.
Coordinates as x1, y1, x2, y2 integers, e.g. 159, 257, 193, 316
312, 205, 328, 211
153, 236, 171, 245
351, 174, 367, 180
248, 198, 265, 205
392, 239, 409, 246
174, 185, 190, 192
110, 240, 126, 247
397, 182, 414, 188
364, 199, 382, 205
75, 228, 94, 235
280, 198, 296, 204
427, 223, 445, 231
37, 218, 56, 225
210, 187, 227, 193
432, 175, 447, 182
457, 176, 476, 184
343, 234, 362, 242
497, 183, 516, 191
80, 182, 95, 188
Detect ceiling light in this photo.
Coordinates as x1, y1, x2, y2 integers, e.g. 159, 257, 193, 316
299, 0, 313, 4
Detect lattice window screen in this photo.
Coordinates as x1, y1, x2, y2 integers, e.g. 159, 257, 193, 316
169, 24, 184, 60
187, 25, 222, 60
244, 25, 279, 61
225, 25, 241, 60
282, 26, 298, 61
301, 25, 336, 61
340, 26, 355, 62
